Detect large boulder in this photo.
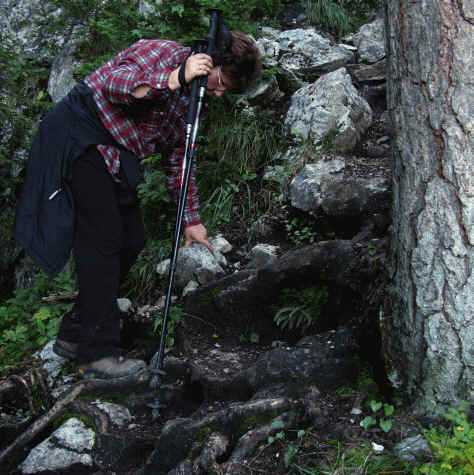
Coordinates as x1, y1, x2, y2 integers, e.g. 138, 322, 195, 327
18, 418, 95, 474
345, 16, 386, 64
289, 158, 390, 219
257, 27, 354, 87
284, 68, 373, 152
289, 158, 345, 212
0, 0, 73, 60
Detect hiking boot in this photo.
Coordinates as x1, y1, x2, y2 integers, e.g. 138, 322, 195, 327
53, 338, 78, 360
79, 356, 146, 380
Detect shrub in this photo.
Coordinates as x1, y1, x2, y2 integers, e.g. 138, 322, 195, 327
0, 265, 76, 370
414, 403, 474, 475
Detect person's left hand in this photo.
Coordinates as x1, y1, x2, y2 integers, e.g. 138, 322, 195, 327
184, 223, 214, 254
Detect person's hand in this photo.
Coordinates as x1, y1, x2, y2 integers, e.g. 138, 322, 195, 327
185, 54, 213, 83
184, 223, 214, 254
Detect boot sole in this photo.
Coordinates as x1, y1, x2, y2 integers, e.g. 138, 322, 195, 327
53, 341, 78, 360
79, 365, 147, 380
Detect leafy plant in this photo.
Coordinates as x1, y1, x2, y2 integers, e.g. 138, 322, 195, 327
360, 399, 394, 433
414, 403, 474, 475
153, 306, 183, 349
273, 286, 329, 333
282, 215, 318, 246
306, 0, 351, 37
274, 305, 313, 332
0, 267, 75, 370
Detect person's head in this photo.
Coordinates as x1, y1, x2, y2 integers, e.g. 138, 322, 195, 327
208, 30, 262, 95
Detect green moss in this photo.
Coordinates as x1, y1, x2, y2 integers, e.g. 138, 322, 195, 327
193, 426, 214, 444
187, 425, 215, 458
236, 412, 279, 438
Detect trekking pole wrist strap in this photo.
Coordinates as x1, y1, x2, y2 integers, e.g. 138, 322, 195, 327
178, 60, 187, 89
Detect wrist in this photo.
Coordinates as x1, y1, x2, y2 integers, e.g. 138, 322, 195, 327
168, 69, 181, 90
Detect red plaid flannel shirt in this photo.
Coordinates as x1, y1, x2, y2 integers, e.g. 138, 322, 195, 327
84, 39, 202, 227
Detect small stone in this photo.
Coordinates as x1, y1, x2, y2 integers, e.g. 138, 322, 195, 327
371, 442, 384, 453
117, 297, 132, 313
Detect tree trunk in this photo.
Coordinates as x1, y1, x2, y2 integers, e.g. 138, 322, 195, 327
383, 0, 473, 416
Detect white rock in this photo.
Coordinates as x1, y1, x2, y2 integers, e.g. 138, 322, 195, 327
371, 442, 385, 453
18, 418, 94, 473
91, 401, 133, 427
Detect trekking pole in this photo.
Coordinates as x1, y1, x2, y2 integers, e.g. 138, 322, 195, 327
149, 10, 225, 390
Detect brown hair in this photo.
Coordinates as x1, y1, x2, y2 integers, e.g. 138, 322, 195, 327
212, 30, 262, 92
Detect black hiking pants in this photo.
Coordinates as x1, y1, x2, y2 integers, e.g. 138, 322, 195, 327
57, 147, 145, 363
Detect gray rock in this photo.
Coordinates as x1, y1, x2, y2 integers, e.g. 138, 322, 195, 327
48, 42, 80, 103
276, 28, 354, 80
289, 159, 345, 212
157, 258, 171, 276
91, 401, 133, 427
248, 219, 275, 248
247, 244, 279, 269
38, 340, 68, 386
346, 17, 386, 64
244, 76, 284, 106
209, 235, 232, 254
284, 68, 373, 152
138, 0, 162, 17
182, 280, 199, 297
117, 297, 133, 313
321, 177, 390, 218
18, 418, 94, 473
157, 243, 227, 289
346, 60, 386, 83
394, 434, 431, 462
0, 0, 77, 60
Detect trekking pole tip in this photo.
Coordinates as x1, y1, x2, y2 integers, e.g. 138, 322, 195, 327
149, 373, 161, 389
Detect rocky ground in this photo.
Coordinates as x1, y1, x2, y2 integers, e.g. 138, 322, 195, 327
2, 302, 419, 475
0, 110, 432, 474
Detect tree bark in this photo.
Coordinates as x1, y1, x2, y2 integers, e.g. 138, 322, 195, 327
383, 0, 473, 416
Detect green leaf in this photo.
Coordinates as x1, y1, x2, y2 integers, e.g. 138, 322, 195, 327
369, 400, 382, 413
383, 403, 394, 417
361, 416, 377, 430
250, 332, 260, 344
379, 418, 392, 433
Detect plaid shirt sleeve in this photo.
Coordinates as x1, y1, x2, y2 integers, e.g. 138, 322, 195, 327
98, 41, 185, 107
166, 145, 201, 228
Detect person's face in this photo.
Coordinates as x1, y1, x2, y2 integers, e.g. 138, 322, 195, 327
206, 66, 234, 97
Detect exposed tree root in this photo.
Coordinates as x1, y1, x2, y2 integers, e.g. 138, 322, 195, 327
69, 400, 110, 434
0, 368, 149, 467
0, 383, 84, 467
193, 432, 229, 474
218, 410, 299, 474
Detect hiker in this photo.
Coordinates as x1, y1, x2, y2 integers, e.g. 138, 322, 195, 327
14, 31, 261, 379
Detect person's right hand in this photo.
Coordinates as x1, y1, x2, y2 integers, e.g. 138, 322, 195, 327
184, 54, 213, 83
